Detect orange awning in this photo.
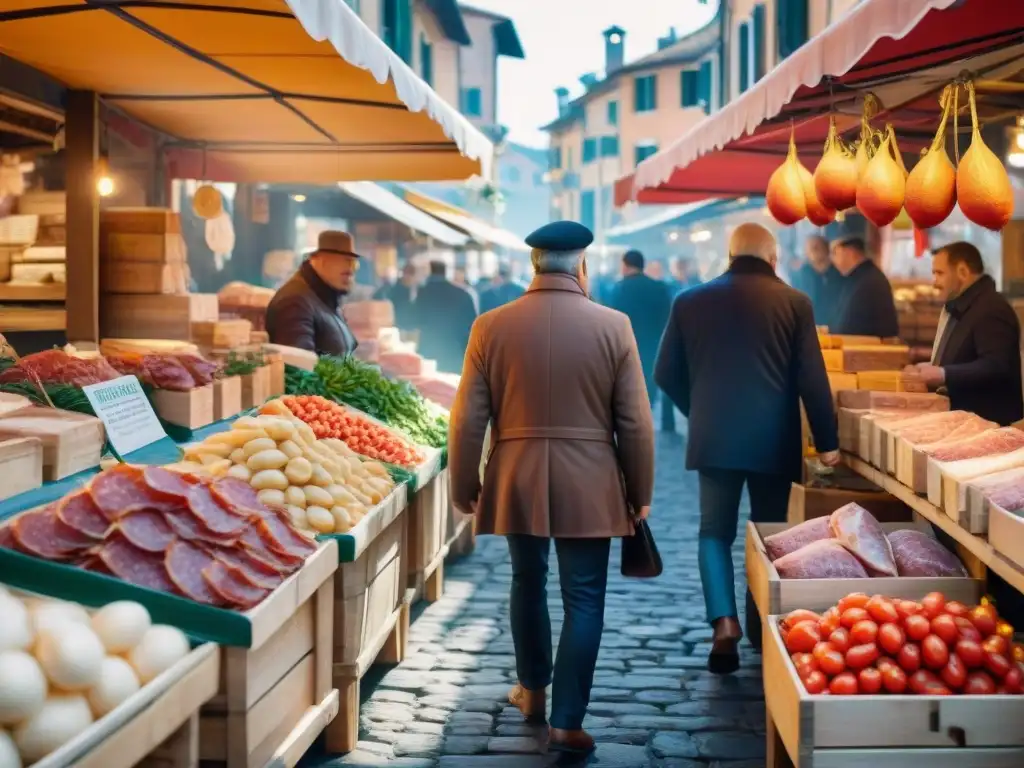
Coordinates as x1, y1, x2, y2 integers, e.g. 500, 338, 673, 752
0, 0, 492, 182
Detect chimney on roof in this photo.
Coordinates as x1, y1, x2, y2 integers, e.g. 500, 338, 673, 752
579, 72, 599, 90
603, 26, 625, 74
657, 27, 678, 51
555, 87, 569, 117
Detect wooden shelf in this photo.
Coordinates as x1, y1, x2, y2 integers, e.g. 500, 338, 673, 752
0, 306, 66, 332
843, 453, 1024, 595
0, 282, 65, 302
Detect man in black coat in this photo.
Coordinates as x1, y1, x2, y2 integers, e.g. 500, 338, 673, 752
479, 263, 526, 314
907, 241, 1023, 426
655, 223, 839, 673
831, 236, 900, 337
413, 261, 478, 374
374, 261, 419, 331
792, 235, 843, 329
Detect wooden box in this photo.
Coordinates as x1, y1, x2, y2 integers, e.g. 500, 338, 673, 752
0, 437, 43, 501
764, 619, 1024, 767
152, 385, 215, 430
786, 484, 911, 525
100, 207, 180, 235
0, 408, 104, 481
265, 353, 286, 397
214, 376, 243, 421
199, 541, 339, 768
407, 467, 449, 601
963, 467, 1024, 535
101, 260, 189, 294
829, 345, 911, 373
240, 367, 271, 410
927, 449, 1024, 523
104, 232, 186, 263
894, 435, 936, 493
988, 503, 1024, 571
101, 294, 219, 341
745, 520, 980, 619
857, 370, 927, 392
193, 320, 253, 350
826, 372, 857, 399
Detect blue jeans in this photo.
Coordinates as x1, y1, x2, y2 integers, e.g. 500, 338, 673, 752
506, 534, 611, 731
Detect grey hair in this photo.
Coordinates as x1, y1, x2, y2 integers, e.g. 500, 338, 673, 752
531, 248, 584, 275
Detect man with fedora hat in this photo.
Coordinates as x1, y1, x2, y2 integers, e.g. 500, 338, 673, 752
266, 230, 360, 356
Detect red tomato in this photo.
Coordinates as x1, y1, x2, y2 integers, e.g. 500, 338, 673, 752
845, 643, 880, 670
1013, 643, 1024, 664
895, 599, 924, 620
1001, 665, 1023, 694
984, 651, 1011, 680
876, 657, 897, 674
970, 604, 998, 637
921, 592, 947, 619
944, 601, 969, 618
904, 614, 931, 642
878, 623, 906, 656
909, 669, 950, 695
956, 639, 985, 669
963, 671, 997, 695
955, 617, 982, 642
840, 607, 870, 629
818, 607, 841, 636
803, 670, 828, 694
930, 614, 959, 645
922, 635, 950, 670
865, 595, 900, 624
818, 649, 846, 677
898, 643, 922, 672
829, 672, 858, 695
793, 651, 817, 667
828, 627, 851, 653
850, 620, 879, 645
881, 665, 908, 694
858, 667, 883, 694
838, 593, 871, 613
983, 634, 1010, 657
941, 654, 967, 690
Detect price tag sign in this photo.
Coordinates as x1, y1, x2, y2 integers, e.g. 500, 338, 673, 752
83, 375, 168, 457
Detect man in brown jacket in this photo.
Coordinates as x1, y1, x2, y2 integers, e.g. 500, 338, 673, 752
449, 220, 655, 755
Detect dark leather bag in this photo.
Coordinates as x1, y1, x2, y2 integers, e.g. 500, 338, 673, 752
621, 519, 663, 578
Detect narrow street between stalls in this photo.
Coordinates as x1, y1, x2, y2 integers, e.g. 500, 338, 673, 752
306, 434, 766, 768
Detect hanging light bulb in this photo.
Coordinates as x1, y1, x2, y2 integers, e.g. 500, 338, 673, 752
96, 156, 114, 197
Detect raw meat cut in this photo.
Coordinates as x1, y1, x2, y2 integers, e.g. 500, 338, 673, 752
56, 492, 109, 539
0, 350, 119, 387
763, 517, 832, 562
175, 355, 217, 386
10, 506, 93, 560
98, 534, 179, 594
887, 529, 968, 577
379, 352, 424, 378
203, 561, 269, 609
837, 391, 949, 411
917, 418, 998, 453
897, 411, 979, 445
185, 483, 247, 537
927, 427, 1024, 463
773, 540, 870, 579
0, 525, 14, 550
975, 467, 1024, 512
106, 354, 196, 391
117, 510, 176, 553
829, 503, 898, 576
165, 540, 223, 605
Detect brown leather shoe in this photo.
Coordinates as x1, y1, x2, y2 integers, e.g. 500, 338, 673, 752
708, 616, 743, 675
508, 683, 546, 724
548, 727, 595, 755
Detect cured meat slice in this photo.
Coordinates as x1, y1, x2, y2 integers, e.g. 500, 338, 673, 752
185, 483, 247, 537
927, 427, 1024, 463
163, 509, 238, 545
57, 492, 109, 539
829, 503, 897, 576
240, 527, 301, 569
175, 355, 217, 386
98, 534, 177, 593
0, 524, 15, 550
11, 507, 94, 560
203, 560, 269, 609
209, 476, 264, 518
763, 517, 832, 562
143, 466, 196, 499
887, 530, 968, 577
897, 411, 975, 445
918, 418, 998, 453
165, 540, 224, 605
213, 548, 287, 588
255, 512, 317, 559
0, 349, 119, 387
773, 540, 870, 579
117, 510, 176, 553
90, 464, 173, 520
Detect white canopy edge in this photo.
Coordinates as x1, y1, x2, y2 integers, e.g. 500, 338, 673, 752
429, 208, 529, 251
630, 0, 959, 197
605, 200, 717, 238
285, 0, 494, 178
338, 181, 470, 246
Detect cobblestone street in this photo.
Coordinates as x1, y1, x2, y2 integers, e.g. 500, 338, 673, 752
309, 434, 767, 768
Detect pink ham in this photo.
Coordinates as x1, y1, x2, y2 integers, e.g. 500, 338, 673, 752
829, 503, 897, 576
773, 540, 870, 579
887, 530, 967, 577
895, 411, 976, 445
762, 517, 832, 562
926, 427, 1024, 463
916, 418, 999, 454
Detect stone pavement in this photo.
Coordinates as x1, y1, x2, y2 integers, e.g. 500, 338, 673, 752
306, 434, 766, 768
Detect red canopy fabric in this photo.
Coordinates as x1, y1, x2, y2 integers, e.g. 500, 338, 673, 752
616, 0, 1024, 206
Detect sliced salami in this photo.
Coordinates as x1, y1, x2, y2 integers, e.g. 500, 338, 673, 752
256, 513, 317, 559
98, 533, 177, 593
117, 510, 176, 553
166, 539, 224, 605
213, 548, 287, 589
240, 526, 301, 568
143, 466, 196, 499
186, 483, 247, 537
57, 492, 110, 539
0, 524, 15, 550
89, 464, 172, 520
203, 560, 269, 609
209, 476, 263, 517
11, 507, 94, 560
164, 509, 238, 545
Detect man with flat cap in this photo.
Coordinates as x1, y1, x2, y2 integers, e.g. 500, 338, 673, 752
265, 230, 359, 356
450, 220, 655, 756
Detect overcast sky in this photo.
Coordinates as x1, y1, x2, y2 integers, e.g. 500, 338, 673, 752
465, 0, 720, 147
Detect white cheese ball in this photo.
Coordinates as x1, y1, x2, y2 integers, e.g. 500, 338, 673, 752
30, 602, 89, 638
34, 625, 104, 692
90, 602, 151, 655
0, 652, 47, 726
0, 598, 32, 653
127, 626, 189, 684
86, 657, 140, 717
13, 695, 93, 763
0, 730, 20, 768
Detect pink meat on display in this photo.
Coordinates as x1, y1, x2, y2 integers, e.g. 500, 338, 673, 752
773, 540, 870, 579
887, 529, 968, 577
829, 503, 898, 576
986, 476, 1024, 512
895, 411, 974, 445
917, 418, 998, 454
762, 516, 832, 561
926, 427, 1024, 463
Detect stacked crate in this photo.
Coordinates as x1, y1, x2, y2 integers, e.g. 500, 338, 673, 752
10, 191, 67, 284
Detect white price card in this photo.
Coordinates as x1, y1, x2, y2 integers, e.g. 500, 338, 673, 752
83, 375, 168, 457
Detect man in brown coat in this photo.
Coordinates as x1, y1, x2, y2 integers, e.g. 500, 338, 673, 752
449, 220, 655, 755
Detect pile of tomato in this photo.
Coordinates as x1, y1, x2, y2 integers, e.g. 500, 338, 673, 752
781, 592, 1024, 696
280, 395, 425, 468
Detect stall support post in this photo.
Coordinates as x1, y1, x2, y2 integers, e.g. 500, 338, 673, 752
65, 89, 101, 344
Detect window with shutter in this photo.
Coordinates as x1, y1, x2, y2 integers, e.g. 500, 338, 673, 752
548, 147, 562, 169
582, 138, 598, 164
777, 0, 808, 60
680, 70, 699, 108
600, 136, 619, 157
633, 75, 657, 112
698, 60, 713, 113
382, 0, 412, 62
581, 190, 596, 230
419, 34, 433, 86
634, 143, 658, 166
738, 21, 750, 94
752, 4, 767, 82
461, 88, 482, 117
607, 100, 619, 126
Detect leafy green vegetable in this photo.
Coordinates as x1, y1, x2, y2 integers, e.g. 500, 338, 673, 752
222, 350, 266, 377
285, 365, 328, 398
0, 381, 96, 415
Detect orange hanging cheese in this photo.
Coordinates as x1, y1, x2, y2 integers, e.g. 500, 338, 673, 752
957, 82, 1014, 231
766, 130, 808, 225
799, 163, 836, 226
814, 117, 858, 211
856, 126, 906, 227
905, 86, 956, 230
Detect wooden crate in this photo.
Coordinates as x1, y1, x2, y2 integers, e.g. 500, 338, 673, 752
36, 643, 219, 768
152, 385, 215, 430
786, 484, 911, 524
857, 370, 927, 393
214, 376, 243, 421
101, 260, 189, 294
199, 541, 339, 768
0, 408, 104, 481
100, 207, 181, 234
192, 320, 253, 350
265, 352, 286, 397
240, 367, 271, 410
101, 294, 218, 341
927, 451, 1024, 524
0, 436, 43, 501
745, 520, 981, 619
963, 468, 1024, 535
104, 232, 187, 263
763, 619, 1024, 767
988, 503, 1024, 570
407, 467, 449, 602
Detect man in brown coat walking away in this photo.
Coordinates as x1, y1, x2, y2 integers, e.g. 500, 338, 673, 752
449, 221, 655, 756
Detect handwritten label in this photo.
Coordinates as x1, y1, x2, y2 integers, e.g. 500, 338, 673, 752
83, 375, 167, 456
